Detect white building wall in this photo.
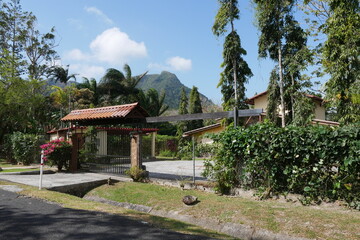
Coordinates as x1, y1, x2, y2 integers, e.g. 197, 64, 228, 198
97, 131, 107, 155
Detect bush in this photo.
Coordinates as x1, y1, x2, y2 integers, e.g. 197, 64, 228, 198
41, 138, 72, 171
159, 149, 176, 157
125, 166, 148, 182
9, 132, 41, 165
203, 122, 360, 209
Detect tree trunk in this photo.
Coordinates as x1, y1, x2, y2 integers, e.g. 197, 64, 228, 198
291, 74, 295, 121
278, 44, 286, 127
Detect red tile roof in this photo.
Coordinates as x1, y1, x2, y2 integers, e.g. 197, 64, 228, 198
47, 126, 158, 135
246, 91, 324, 105
61, 102, 149, 122
182, 123, 222, 137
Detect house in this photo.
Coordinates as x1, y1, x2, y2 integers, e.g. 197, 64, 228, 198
182, 91, 339, 143
182, 123, 225, 144
245, 90, 326, 120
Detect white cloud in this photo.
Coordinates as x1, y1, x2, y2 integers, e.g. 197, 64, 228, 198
166, 56, 192, 71
148, 56, 192, 72
85, 6, 113, 25
70, 64, 106, 79
64, 28, 147, 66
90, 27, 147, 65
64, 49, 89, 61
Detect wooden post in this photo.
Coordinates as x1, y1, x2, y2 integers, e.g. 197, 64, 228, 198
130, 133, 142, 168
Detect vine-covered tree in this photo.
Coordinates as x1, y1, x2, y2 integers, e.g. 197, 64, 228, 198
188, 86, 203, 130
212, 0, 252, 111
255, 0, 311, 127
322, 0, 360, 123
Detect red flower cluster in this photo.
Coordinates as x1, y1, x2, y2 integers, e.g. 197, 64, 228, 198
40, 138, 71, 161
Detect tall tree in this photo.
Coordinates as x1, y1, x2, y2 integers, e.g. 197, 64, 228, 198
322, 0, 360, 123
98, 64, 147, 105
188, 86, 203, 130
78, 77, 98, 106
24, 16, 58, 80
212, 0, 253, 111
0, 0, 28, 78
255, 0, 311, 127
48, 65, 77, 85
176, 87, 189, 141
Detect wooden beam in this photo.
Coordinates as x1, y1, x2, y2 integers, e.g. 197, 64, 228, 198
145, 109, 263, 123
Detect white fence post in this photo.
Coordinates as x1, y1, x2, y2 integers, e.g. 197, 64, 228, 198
39, 150, 44, 190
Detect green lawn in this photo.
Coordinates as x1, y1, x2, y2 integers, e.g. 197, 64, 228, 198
0, 159, 16, 168
87, 181, 360, 240
0, 168, 39, 173
0, 181, 235, 240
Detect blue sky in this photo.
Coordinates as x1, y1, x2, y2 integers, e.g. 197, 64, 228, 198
22, 0, 282, 104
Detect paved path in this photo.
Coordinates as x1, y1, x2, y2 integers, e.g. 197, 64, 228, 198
144, 160, 207, 180
0, 160, 209, 188
0, 188, 216, 240
0, 172, 127, 189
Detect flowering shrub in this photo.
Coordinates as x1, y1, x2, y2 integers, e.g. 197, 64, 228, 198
41, 138, 72, 171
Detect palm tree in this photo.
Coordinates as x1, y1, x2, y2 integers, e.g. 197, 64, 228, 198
98, 64, 147, 105
78, 77, 98, 106
138, 88, 169, 116
48, 65, 77, 113
48, 65, 77, 85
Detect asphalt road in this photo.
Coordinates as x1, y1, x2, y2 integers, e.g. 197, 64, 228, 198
0, 189, 217, 240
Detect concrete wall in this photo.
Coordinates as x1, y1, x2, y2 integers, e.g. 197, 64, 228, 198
314, 102, 326, 120
253, 94, 268, 112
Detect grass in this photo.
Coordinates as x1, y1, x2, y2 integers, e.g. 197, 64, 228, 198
0, 180, 234, 240
87, 181, 360, 240
0, 168, 40, 173
0, 159, 16, 168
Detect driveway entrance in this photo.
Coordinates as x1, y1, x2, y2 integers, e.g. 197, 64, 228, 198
143, 160, 206, 180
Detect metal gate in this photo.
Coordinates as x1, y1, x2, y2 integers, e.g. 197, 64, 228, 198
84, 133, 131, 175
87, 155, 131, 174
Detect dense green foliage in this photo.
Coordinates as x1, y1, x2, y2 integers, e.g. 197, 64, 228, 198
203, 122, 360, 209
9, 132, 41, 165
322, 0, 360, 123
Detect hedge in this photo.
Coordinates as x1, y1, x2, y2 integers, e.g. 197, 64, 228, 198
203, 122, 360, 209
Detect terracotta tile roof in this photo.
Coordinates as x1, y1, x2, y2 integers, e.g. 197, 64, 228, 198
61, 102, 149, 122
182, 123, 222, 137
246, 91, 324, 105
245, 91, 267, 105
47, 126, 158, 134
